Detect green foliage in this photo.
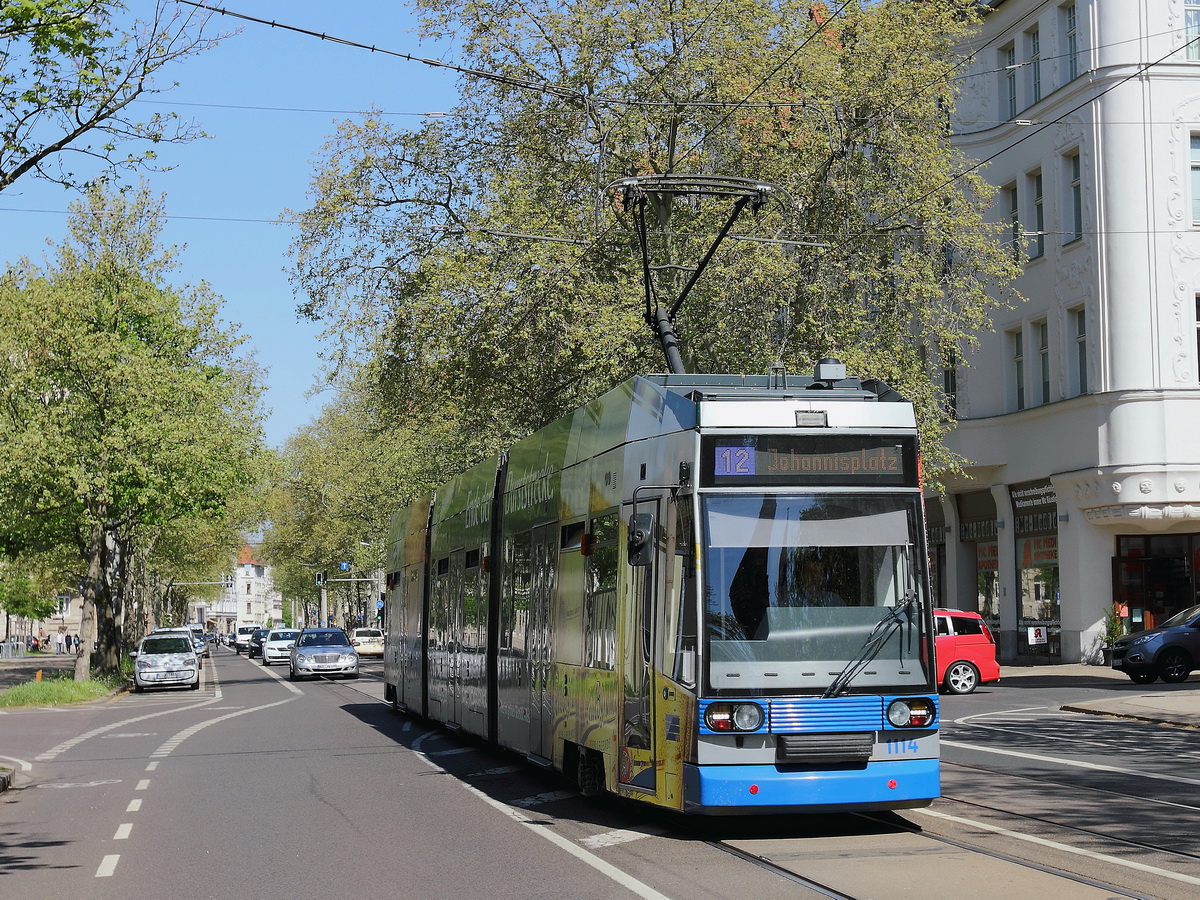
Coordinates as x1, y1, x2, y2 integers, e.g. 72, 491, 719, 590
0, 181, 267, 675
0, 554, 60, 621
289, 0, 1019, 490
1102, 603, 1124, 647
0, 1, 224, 192
0, 669, 116, 707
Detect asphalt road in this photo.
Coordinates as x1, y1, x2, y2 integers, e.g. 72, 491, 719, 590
2, 649, 1197, 899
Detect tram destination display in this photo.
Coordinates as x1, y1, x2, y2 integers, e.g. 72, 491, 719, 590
702, 434, 917, 487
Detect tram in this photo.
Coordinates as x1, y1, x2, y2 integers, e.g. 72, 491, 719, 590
383, 359, 939, 814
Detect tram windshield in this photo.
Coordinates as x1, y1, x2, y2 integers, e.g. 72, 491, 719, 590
702, 493, 932, 694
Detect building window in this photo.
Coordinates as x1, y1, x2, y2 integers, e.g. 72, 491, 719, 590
1013, 328, 1026, 410
1195, 296, 1200, 382
246, 582, 251, 594
1063, 4, 1079, 81
1188, 1, 1200, 62
1066, 151, 1082, 242
1002, 43, 1017, 120
1071, 308, 1088, 395
246, 602, 252, 616
1192, 135, 1200, 224
1029, 170, 1045, 259
1027, 27, 1041, 105
1037, 321, 1050, 404
1004, 183, 1021, 261
942, 346, 958, 419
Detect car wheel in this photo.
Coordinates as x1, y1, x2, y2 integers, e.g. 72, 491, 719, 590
944, 661, 980, 694
189, 678, 200, 691
288, 667, 299, 682
133, 682, 144, 693
1158, 648, 1192, 683
262, 657, 270, 666
1128, 671, 1158, 684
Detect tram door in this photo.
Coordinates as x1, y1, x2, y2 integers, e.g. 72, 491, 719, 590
619, 500, 657, 792
528, 524, 557, 761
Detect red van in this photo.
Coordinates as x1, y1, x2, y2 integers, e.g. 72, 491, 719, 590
934, 609, 1001, 694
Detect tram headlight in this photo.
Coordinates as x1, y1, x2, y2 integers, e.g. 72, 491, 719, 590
887, 698, 936, 728
704, 702, 764, 732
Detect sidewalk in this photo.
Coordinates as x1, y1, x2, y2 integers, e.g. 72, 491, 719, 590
0, 655, 78, 693
999, 663, 1200, 728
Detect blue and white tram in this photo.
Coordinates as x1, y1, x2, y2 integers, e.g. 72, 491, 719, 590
383, 361, 939, 814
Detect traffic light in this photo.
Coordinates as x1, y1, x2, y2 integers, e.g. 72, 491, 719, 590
315, 571, 325, 586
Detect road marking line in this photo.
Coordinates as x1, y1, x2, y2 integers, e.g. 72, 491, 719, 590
0, 755, 32, 771
135, 779, 150, 791
913, 808, 1200, 887
511, 789, 578, 808
113, 823, 132, 840
96, 854, 119, 877
150, 696, 297, 759
126, 799, 141, 812
145, 761, 158, 771
404, 737, 670, 899
942, 739, 1200, 786
581, 826, 669, 848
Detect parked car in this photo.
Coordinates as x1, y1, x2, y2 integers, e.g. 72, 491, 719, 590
247, 628, 269, 659
350, 627, 384, 657
289, 628, 359, 681
233, 624, 257, 654
261, 628, 300, 666
1111, 603, 1200, 684
934, 608, 1001, 694
132, 633, 200, 692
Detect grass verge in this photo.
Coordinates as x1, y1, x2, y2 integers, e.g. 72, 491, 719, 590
0, 668, 126, 708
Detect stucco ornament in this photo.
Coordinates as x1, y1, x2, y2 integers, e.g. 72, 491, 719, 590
1112, 482, 1121, 494
1139, 480, 1153, 494
1176, 480, 1187, 493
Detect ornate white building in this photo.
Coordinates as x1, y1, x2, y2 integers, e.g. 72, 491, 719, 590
930, 0, 1200, 663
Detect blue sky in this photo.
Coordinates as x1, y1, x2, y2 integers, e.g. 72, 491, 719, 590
0, 1, 460, 447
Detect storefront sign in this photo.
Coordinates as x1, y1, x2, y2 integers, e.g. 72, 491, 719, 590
1027, 626, 1049, 645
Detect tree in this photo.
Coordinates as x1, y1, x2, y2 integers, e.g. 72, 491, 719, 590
0, 181, 266, 677
290, 0, 1019, 478
1, 0, 223, 193
0, 554, 59, 638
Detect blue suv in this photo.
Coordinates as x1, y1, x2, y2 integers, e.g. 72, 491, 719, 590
1111, 604, 1200, 684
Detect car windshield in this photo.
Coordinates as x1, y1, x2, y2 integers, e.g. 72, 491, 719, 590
268, 631, 299, 642
297, 631, 350, 647
702, 492, 931, 693
141, 637, 193, 655
1159, 604, 1200, 628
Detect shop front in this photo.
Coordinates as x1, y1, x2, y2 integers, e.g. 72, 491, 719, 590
1113, 534, 1200, 635
1012, 480, 1060, 662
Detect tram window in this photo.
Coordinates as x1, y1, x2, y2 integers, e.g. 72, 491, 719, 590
465, 549, 480, 569
584, 512, 618, 669
436, 557, 449, 576
561, 521, 585, 550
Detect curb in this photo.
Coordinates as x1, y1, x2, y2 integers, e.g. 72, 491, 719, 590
1061, 702, 1200, 729
0, 767, 12, 793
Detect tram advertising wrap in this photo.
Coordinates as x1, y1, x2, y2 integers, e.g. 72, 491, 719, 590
383, 367, 940, 814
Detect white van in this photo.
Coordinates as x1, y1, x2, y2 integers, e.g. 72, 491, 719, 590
234, 624, 258, 655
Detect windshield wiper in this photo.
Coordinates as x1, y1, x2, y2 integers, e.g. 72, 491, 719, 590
822, 592, 916, 699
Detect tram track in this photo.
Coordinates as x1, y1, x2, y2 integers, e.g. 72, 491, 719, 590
851, 810, 1160, 900
940, 758, 1200, 861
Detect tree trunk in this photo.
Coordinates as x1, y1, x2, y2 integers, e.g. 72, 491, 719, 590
74, 520, 105, 682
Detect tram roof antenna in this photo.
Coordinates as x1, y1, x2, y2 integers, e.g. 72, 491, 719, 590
607, 174, 792, 375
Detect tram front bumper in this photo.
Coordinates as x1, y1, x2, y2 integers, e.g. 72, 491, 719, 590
682, 758, 940, 814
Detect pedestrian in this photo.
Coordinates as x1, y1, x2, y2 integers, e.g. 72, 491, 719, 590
73, 634, 80, 654
55, 631, 64, 654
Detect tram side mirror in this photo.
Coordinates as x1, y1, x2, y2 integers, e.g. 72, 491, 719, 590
627, 512, 655, 567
